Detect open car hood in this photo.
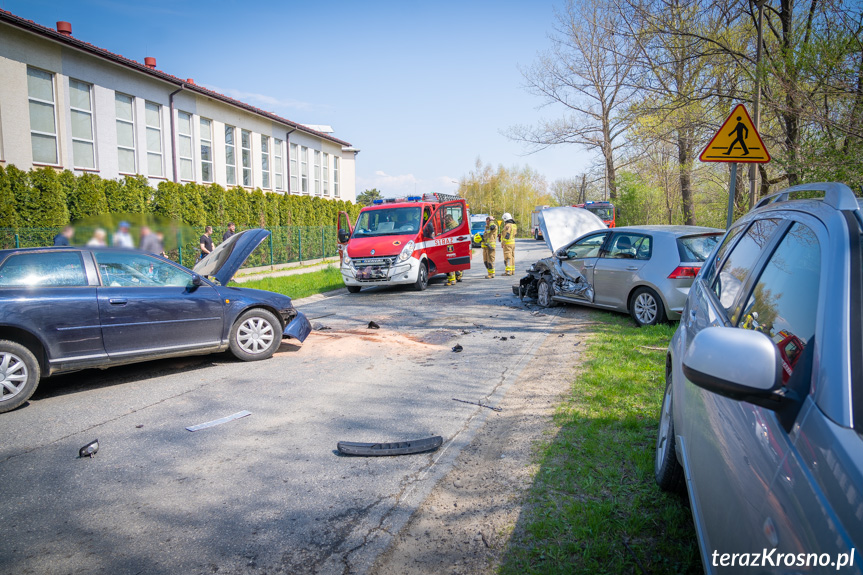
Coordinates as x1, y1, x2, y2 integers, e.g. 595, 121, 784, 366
192, 228, 270, 285
539, 207, 607, 254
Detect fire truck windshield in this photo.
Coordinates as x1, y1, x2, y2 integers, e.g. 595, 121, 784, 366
586, 206, 614, 221
353, 207, 422, 237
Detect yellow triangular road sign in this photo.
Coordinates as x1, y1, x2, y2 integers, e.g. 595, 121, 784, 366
699, 104, 770, 163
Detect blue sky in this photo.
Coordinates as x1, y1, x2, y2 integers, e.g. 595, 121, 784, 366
2, 0, 594, 197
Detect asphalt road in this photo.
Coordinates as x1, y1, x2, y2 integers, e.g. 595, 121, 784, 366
0, 238, 561, 575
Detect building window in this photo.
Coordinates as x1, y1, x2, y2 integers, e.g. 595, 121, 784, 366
322, 153, 329, 196
261, 135, 271, 189
177, 111, 193, 180
145, 101, 163, 177
333, 156, 340, 197
28, 67, 58, 165
200, 118, 213, 183
115, 93, 136, 174
225, 125, 236, 186
69, 79, 95, 169
300, 146, 309, 194
290, 143, 298, 193
274, 139, 284, 191
314, 150, 322, 195
241, 129, 252, 187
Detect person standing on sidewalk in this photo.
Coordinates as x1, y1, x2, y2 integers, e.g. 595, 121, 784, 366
501, 213, 517, 276
481, 215, 497, 279
200, 226, 214, 260
222, 222, 236, 242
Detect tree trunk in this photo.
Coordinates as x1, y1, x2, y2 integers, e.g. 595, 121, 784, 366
677, 128, 695, 225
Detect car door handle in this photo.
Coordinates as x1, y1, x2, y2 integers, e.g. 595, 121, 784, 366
109, 298, 128, 305
627, 266, 639, 271
583, 264, 594, 269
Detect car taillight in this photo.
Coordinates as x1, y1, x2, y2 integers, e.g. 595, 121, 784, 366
668, 266, 700, 279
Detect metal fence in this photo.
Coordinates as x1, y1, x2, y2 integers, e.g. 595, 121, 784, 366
0, 225, 340, 269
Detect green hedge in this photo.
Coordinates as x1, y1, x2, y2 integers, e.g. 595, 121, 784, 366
0, 164, 361, 230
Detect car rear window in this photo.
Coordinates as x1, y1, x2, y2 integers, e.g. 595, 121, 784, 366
0, 251, 87, 287
677, 234, 723, 262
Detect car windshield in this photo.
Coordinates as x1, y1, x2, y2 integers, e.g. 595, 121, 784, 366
586, 207, 613, 221
677, 233, 723, 262
353, 207, 421, 237
471, 222, 486, 232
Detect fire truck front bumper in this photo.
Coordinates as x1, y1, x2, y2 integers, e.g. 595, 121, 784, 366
341, 255, 422, 287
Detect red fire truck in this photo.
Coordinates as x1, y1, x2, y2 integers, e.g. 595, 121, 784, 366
574, 201, 616, 227
337, 193, 472, 292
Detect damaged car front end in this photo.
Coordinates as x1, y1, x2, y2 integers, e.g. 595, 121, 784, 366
514, 208, 723, 326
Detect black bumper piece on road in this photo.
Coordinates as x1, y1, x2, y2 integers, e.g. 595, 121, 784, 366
337, 436, 443, 456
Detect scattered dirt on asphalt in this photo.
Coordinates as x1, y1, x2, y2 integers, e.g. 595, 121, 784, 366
371, 309, 593, 575
274, 329, 440, 359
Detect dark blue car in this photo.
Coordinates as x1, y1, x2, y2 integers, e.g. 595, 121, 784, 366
0, 229, 311, 414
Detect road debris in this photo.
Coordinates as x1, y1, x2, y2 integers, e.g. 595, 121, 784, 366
337, 436, 443, 456
452, 398, 502, 412
639, 345, 666, 351
368, 321, 381, 329
186, 410, 252, 432
311, 322, 331, 331
452, 344, 463, 352
78, 439, 99, 458
135, 424, 144, 429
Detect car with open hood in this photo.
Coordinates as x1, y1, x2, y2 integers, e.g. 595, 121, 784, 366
0, 229, 311, 414
514, 207, 723, 326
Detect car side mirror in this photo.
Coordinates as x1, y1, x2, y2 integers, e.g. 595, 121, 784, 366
682, 327, 793, 409
555, 248, 570, 260
191, 273, 205, 287
338, 229, 350, 243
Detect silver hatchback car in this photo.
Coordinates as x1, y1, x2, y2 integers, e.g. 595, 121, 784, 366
656, 183, 862, 573
515, 222, 723, 326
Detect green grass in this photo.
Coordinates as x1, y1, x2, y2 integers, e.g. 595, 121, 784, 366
228, 265, 345, 300
500, 312, 699, 575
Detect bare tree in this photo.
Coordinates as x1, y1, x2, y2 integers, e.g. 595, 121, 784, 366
508, 0, 639, 200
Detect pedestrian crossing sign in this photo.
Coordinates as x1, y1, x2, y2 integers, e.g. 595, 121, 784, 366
699, 104, 770, 163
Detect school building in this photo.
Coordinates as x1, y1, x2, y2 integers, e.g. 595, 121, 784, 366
0, 10, 358, 202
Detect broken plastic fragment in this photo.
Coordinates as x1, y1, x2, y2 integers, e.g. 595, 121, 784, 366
337, 436, 443, 456
452, 344, 463, 352
368, 321, 380, 329
78, 439, 99, 458
186, 410, 251, 432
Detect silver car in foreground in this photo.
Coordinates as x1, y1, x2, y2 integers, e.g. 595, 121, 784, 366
514, 209, 722, 326
656, 183, 863, 573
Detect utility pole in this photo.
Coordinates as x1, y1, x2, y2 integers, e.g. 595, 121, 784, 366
748, 0, 766, 209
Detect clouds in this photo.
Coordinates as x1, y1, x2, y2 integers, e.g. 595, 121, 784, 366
203, 85, 318, 114
358, 171, 459, 198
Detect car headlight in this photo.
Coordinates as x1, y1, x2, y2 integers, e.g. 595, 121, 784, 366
343, 254, 351, 266
398, 240, 415, 262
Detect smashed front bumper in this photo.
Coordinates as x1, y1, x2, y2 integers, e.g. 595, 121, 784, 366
283, 311, 312, 342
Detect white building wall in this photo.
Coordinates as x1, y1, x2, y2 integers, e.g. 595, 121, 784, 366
0, 19, 357, 205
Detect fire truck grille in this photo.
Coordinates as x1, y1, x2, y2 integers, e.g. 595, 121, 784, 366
352, 256, 397, 282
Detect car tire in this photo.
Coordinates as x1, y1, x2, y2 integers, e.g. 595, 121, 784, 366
655, 372, 685, 492
0, 340, 41, 414
537, 277, 558, 308
347, 285, 362, 293
534, 228, 540, 240
631, 286, 666, 327
229, 309, 282, 362
414, 261, 428, 291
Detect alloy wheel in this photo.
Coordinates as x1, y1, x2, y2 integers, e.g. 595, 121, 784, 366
634, 292, 657, 325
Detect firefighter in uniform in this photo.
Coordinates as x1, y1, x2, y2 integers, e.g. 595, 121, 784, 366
443, 213, 464, 286
501, 212, 517, 276
482, 215, 498, 279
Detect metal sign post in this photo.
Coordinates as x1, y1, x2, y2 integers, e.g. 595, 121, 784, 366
699, 103, 771, 228
727, 163, 737, 230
